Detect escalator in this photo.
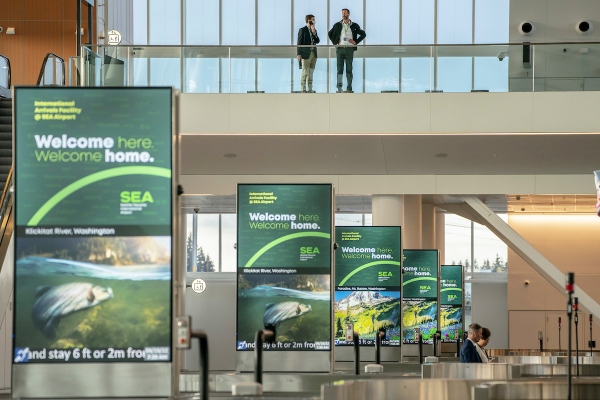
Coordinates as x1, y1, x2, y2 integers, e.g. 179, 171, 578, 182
0, 55, 12, 190
0, 52, 65, 392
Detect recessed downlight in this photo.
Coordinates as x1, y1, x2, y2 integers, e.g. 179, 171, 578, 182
223, 153, 237, 158
435, 153, 448, 158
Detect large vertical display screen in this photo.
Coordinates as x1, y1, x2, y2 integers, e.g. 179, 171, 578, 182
334, 226, 401, 346
13, 87, 173, 364
236, 184, 332, 351
402, 249, 438, 344
440, 265, 463, 343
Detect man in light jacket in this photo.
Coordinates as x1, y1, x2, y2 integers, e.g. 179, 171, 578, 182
328, 8, 366, 93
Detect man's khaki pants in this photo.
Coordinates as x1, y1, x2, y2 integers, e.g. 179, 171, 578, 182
301, 50, 317, 92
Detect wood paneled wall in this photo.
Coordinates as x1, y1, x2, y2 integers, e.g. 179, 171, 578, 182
0, 0, 94, 85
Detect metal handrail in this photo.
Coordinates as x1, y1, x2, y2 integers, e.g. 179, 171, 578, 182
36, 53, 66, 86
0, 167, 13, 221
0, 55, 11, 89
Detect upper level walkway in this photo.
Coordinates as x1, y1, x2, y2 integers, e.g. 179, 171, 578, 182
78, 42, 600, 93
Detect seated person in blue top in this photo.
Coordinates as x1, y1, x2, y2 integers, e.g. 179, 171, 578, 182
460, 323, 483, 363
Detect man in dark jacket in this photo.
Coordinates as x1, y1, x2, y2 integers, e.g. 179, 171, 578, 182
297, 14, 320, 93
460, 323, 483, 363
328, 8, 366, 93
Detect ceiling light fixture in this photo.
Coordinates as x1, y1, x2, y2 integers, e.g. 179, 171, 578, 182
435, 153, 448, 158
223, 153, 237, 158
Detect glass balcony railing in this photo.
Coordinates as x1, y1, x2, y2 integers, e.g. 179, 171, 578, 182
78, 43, 600, 93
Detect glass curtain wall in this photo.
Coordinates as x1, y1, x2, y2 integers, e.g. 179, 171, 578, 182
186, 212, 372, 273
444, 212, 508, 327
126, 0, 509, 92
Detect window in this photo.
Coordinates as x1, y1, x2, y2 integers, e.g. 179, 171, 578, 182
445, 213, 472, 273
366, 0, 400, 45
186, 57, 221, 93
474, 56, 508, 92
133, 0, 148, 44
222, 0, 256, 45
365, 58, 400, 93
257, 59, 292, 93
293, 0, 327, 46
186, 214, 237, 272
132, 58, 149, 86
474, 0, 509, 44
473, 214, 508, 273
149, 0, 181, 45
437, 0, 473, 44
185, 0, 220, 45
401, 58, 432, 92
186, 211, 372, 273
335, 213, 372, 226
329, 0, 364, 28
150, 58, 181, 90
258, 0, 292, 45
445, 212, 508, 274
402, 0, 434, 44
437, 57, 472, 92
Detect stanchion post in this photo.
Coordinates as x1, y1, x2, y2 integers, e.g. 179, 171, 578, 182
590, 314, 595, 354
574, 297, 579, 376
190, 330, 209, 400
559, 317, 562, 352
456, 329, 461, 357
566, 272, 574, 400
375, 330, 385, 365
353, 331, 360, 375
254, 329, 275, 385
417, 329, 423, 365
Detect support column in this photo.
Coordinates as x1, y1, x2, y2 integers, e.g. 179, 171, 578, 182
436, 211, 445, 264
372, 195, 404, 226
403, 195, 422, 249
422, 204, 436, 249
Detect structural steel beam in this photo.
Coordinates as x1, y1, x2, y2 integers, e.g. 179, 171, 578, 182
450, 195, 600, 320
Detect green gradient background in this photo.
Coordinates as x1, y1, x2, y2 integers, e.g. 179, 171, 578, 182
335, 226, 401, 287
15, 88, 172, 226
440, 265, 463, 305
402, 249, 438, 299
237, 184, 332, 271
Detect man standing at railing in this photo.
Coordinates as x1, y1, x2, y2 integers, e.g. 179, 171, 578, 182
297, 15, 320, 93
328, 8, 366, 93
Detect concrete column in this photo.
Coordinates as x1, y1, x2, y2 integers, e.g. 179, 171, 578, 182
403, 195, 422, 249
422, 204, 436, 249
372, 195, 404, 226
436, 210, 446, 264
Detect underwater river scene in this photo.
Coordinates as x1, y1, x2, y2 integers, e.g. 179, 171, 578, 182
15, 257, 171, 351
237, 284, 330, 348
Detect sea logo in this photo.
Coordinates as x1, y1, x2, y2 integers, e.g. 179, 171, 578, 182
14, 348, 30, 363
237, 341, 247, 350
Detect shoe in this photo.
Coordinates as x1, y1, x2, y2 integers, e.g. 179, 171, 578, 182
346, 88, 353, 93
308, 90, 316, 93
301, 90, 307, 93
336, 88, 343, 93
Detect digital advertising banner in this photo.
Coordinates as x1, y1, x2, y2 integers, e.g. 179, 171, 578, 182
236, 184, 332, 352
13, 87, 173, 364
440, 265, 463, 343
334, 226, 401, 346
402, 249, 438, 344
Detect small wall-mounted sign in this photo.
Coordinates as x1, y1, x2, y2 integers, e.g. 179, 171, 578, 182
191, 278, 207, 294
108, 30, 122, 45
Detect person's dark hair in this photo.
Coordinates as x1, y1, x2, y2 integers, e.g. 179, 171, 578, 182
481, 327, 491, 340
468, 323, 482, 335
305, 14, 314, 23
342, 8, 350, 14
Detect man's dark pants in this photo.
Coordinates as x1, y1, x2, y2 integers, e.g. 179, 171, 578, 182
336, 47, 354, 91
